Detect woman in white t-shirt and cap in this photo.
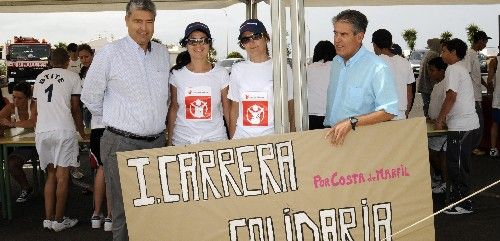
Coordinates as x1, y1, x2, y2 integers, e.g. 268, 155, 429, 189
228, 19, 295, 139
307, 41, 336, 130
167, 22, 230, 146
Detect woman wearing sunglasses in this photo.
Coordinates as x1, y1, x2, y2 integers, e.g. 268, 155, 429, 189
167, 22, 230, 146
228, 19, 295, 139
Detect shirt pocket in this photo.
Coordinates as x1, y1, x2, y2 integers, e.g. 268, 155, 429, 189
344, 86, 363, 111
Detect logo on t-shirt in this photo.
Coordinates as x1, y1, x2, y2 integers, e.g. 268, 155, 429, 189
242, 91, 268, 126
185, 86, 212, 120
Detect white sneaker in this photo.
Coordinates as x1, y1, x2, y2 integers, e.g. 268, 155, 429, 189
43, 220, 53, 230
91, 214, 104, 229
52, 217, 78, 232
490, 148, 499, 157
432, 182, 446, 194
103, 218, 113, 232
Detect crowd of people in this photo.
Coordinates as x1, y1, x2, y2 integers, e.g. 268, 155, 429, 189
0, 0, 498, 240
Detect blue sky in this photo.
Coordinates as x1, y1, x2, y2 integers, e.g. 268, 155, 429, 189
0, 3, 499, 58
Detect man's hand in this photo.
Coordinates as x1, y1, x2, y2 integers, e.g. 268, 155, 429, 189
434, 119, 445, 130
79, 132, 90, 141
325, 119, 351, 146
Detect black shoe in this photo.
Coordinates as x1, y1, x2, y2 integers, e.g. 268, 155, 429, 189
16, 188, 34, 203
443, 200, 473, 215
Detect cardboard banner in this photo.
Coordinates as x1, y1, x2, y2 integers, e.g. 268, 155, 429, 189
117, 117, 435, 241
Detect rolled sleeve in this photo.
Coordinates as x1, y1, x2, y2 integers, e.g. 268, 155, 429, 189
372, 65, 399, 116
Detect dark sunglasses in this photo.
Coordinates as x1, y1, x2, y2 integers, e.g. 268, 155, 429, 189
239, 33, 264, 45
186, 37, 211, 46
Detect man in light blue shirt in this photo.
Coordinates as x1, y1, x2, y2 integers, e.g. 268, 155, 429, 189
324, 9, 398, 145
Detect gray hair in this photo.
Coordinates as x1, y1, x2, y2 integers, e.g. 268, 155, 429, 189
332, 9, 368, 34
126, 0, 157, 18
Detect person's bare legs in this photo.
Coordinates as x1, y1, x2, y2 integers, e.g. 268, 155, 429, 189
491, 122, 498, 152
54, 166, 70, 221
93, 166, 105, 215
44, 164, 56, 220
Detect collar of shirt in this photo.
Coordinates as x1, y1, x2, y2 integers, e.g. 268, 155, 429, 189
335, 45, 367, 67
125, 36, 152, 54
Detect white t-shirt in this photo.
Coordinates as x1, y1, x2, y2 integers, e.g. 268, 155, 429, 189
443, 61, 479, 131
68, 59, 82, 74
380, 54, 415, 118
429, 80, 446, 120
306, 61, 331, 116
228, 59, 293, 139
492, 57, 500, 109
33, 68, 82, 133
463, 49, 482, 102
169, 65, 229, 145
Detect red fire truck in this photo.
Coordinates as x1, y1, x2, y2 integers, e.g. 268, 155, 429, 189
5, 36, 51, 92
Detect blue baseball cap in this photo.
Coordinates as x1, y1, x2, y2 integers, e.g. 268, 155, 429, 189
180, 22, 211, 46
238, 19, 267, 40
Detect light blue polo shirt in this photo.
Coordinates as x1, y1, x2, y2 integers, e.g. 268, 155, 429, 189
323, 46, 398, 126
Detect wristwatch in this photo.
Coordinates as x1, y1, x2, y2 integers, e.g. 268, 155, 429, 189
349, 116, 358, 130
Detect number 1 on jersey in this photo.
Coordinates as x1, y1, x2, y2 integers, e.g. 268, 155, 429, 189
45, 84, 54, 102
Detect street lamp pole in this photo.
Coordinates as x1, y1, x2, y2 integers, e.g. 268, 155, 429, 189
223, 8, 229, 58
307, 25, 311, 58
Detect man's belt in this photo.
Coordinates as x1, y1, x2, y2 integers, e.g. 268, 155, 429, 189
106, 126, 163, 142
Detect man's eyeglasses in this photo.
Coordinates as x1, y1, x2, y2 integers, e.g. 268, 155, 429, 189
186, 38, 211, 46
239, 33, 264, 45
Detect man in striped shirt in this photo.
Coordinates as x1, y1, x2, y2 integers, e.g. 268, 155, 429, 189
81, 0, 170, 240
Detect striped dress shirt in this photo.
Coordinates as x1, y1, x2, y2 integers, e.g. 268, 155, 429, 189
81, 36, 170, 136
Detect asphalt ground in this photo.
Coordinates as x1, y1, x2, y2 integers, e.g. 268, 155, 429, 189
0, 148, 499, 241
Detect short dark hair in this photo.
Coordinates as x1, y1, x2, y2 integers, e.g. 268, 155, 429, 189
428, 57, 448, 71
66, 43, 78, 52
312, 41, 336, 63
332, 9, 368, 34
442, 38, 468, 60
50, 48, 70, 67
13, 82, 32, 98
126, 0, 156, 18
77, 44, 93, 55
372, 29, 392, 49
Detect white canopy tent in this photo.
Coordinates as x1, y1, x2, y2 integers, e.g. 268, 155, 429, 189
1, 0, 497, 132
0, 0, 496, 12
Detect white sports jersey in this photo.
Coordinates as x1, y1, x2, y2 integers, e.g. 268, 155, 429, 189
429, 80, 446, 120
169, 65, 229, 145
68, 59, 82, 74
443, 61, 479, 131
306, 61, 331, 116
380, 54, 415, 118
492, 57, 500, 109
228, 59, 293, 139
33, 68, 82, 133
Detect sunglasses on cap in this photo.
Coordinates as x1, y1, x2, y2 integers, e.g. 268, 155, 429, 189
239, 33, 264, 45
186, 37, 212, 46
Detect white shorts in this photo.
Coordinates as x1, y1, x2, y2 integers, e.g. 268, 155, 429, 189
35, 130, 79, 170
428, 136, 447, 152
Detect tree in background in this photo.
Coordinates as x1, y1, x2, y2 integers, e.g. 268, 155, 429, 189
54, 42, 67, 49
402, 28, 418, 52
209, 48, 217, 63
466, 23, 481, 46
227, 51, 243, 59
440, 31, 453, 42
